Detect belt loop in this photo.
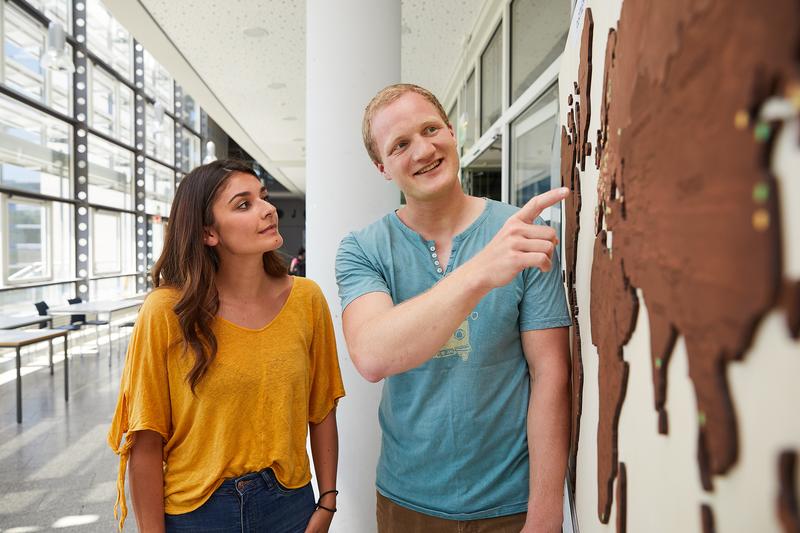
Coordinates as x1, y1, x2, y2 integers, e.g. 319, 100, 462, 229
259, 468, 274, 490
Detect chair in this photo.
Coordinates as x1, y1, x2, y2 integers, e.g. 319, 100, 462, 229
116, 320, 136, 358
67, 297, 110, 354
34, 301, 81, 373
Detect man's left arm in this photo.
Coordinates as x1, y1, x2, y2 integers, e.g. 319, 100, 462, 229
521, 326, 570, 533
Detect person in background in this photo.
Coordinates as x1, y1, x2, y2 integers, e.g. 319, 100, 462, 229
336, 84, 571, 532
290, 247, 307, 277
108, 159, 345, 533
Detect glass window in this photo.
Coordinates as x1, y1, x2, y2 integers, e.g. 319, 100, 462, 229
149, 215, 165, 266
4, 197, 48, 282
86, 0, 132, 78
459, 71, 476, 154
26, 0, 71, 29
90, 274, 136, 299
180, 92, 200, 132
0, 281, 73, 315
87, 134, 134, 209
0, 94, 71, 197
3, 3, 72, 114
144, 51, 173, 112
181, 128, 200, 171
146, 104, 174, 165
510, 0, 570, 102
144, 160, 174, 216
510, 83, 559, 211
90, 62, 134, 145
91, 209, 133, 274
480, 24, 503, 135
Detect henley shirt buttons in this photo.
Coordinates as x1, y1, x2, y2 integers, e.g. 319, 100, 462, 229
429, 246, 436, 251
437, 268, 443, 273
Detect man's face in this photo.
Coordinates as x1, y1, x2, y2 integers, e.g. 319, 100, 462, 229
370, 92, 459, 202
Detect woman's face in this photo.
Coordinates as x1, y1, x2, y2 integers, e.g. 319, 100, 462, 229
203, 171, 283, 257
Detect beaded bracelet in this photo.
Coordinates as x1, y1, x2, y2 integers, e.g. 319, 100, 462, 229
316, 489, 338, 513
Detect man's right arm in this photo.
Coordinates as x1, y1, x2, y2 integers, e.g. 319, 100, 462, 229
341, 187, 569, 382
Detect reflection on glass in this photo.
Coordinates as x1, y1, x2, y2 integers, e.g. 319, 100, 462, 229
0, 94, 71, 197
27, 0, 71, 30
181, 93, 200, 132
462, 138, 502, 201
145, 160, 174, 215
460, 71, 476, 153
88, 134, 134, 209
510, 0, 569, 102
480, 24, 503, 135
6, 199, 48, 282
144, 51, 173, 111
150, 216, 165, 266
87, 0, 132, 78
3, 4, 71, 114
90, 63, 133, 144
92, 209, 121, 274
146, 104, 175, 165
0, 281, 74, 315
181, 128, 201, 171
90, 274, 136, 299
511, 84, 559, 214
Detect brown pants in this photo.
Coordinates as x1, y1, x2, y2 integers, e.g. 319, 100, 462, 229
376, 492, 527, 533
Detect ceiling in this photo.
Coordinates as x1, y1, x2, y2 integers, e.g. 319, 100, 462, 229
104, 0, 486, 196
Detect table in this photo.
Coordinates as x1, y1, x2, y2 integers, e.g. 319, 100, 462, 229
48, 299, 144, 357
0, 315, 52, 330
0, 329, 69, 423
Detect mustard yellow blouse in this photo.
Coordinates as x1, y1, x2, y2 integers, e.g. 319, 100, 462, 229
107, 277, 345, 529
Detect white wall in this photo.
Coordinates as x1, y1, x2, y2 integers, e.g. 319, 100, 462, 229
560, 2, 800, 531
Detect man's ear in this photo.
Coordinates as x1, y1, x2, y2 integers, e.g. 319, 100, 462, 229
203, 226, 218, 246
374, 160, 390, 181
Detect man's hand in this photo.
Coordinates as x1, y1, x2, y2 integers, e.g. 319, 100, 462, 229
304, 509, 334, 533
467, 187, 569, 290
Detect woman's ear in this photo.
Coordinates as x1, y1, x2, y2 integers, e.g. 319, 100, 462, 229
203, 226, 219, 246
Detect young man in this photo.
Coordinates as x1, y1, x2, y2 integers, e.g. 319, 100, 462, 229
336, 84, 571, 532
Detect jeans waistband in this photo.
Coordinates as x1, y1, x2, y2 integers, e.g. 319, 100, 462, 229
216, 467, 279, 496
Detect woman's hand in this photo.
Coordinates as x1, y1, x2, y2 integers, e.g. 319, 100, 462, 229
304, 508, 334, 533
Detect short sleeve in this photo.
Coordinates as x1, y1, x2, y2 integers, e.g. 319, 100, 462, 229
308, 287, 346, 423
335, 233, 391, 311
519, 218, 572, 331
106, 291, 174, 530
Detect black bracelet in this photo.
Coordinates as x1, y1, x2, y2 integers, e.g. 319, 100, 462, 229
316, 489, 338, 513
316, 503, 337, 513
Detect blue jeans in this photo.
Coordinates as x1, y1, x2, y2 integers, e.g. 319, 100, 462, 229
165, 468, 315, 533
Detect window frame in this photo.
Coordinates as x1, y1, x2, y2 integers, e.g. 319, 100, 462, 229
2, 194, 52, 284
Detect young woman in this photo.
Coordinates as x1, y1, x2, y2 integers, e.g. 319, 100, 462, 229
108, 160, 344, 532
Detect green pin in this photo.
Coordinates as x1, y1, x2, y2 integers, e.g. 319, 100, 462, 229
754, 122, 771, 142
655, 357, 663, 369
698, 411, 706, 426
752, 182, 769, 203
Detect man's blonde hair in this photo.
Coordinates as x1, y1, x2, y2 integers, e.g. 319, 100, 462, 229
362, 84, 450, 164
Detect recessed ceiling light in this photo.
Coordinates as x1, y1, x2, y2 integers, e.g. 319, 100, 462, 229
282, 116, 297, 121
243, 26, 268, 38
268, 82, 286, 89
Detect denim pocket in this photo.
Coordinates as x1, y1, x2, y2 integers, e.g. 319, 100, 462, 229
273, 478, 310, 496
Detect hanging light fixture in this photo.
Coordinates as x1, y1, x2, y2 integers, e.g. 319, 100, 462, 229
203, 140, 217, 164
41, 21, 75, 73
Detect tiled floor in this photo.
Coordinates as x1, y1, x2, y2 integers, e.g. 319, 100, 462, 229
0, 335, 137, 532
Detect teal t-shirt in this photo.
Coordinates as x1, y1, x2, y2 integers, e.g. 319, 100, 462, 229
335, 199, 571, 520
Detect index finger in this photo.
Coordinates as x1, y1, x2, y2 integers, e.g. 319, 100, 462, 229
514, 187, 570, 223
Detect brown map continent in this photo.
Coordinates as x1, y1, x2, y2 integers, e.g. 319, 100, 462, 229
587, 0, 799, 521
778, 451, 800, 533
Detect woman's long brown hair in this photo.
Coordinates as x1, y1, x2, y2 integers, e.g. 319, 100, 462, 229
151, 159, 286, 392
